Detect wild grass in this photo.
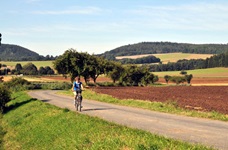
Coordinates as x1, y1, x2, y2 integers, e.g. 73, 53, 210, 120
0, 91, 213, 150
59, 89, 228, 121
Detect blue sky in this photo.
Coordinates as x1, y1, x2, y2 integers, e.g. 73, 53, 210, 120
1, 0, 228, 56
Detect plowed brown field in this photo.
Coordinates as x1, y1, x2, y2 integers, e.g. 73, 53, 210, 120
92, 86, 228, 114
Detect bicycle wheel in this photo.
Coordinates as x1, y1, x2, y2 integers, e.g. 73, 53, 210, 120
75, 96, 79, 111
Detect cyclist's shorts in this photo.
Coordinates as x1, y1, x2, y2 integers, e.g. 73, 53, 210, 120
73, 89, 82, 96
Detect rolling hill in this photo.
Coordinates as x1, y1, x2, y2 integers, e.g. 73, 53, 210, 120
0, 44, 45, 61
100, 42, 228, 60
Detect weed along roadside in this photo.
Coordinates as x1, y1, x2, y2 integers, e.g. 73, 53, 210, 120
0, 91, 215, 150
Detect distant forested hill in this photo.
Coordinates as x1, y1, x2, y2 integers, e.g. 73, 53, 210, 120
100, 42, 228, 60
0, 44, 55, 61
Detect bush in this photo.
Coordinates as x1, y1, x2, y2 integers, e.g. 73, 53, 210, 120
3, 77, 31, 92
0, 84, 11, 113
170, 76, 186, 84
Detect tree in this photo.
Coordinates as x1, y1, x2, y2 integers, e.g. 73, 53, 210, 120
22, 63, 38, 75
38, 67, 47, 75
120, 65, 147, 86
142, 72, 155, 85
164, 75, 171, 84
180, 70, 187, 75
108, 62, 124, 83
54, 49, 111, 84
45, 66, 54, 75
185, 74, 193, 84
15, 63, 23, 74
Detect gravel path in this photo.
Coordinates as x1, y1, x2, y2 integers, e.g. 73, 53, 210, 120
28, 90, 228, 150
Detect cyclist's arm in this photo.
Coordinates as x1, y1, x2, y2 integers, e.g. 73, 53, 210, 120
81, 83, 84, 90
72, 82, 75, 91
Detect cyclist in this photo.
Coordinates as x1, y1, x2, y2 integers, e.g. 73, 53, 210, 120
72, 76, 84, 106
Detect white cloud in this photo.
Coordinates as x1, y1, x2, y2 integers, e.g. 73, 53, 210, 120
32, 6, 102, 15
128, 2, 228, 31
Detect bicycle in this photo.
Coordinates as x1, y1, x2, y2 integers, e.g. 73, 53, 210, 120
74, 90, 83, 111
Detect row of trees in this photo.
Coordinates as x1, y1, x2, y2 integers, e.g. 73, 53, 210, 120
0, 63, 55, 75
53, 49, 158, 86
118, 55, 161, 64
164, 74, 193, 85
149, 51, 228, 72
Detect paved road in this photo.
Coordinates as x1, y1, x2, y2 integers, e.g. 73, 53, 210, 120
28, 90, 228, 150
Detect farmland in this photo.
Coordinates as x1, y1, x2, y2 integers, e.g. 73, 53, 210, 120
0, 60, 54, 69
116, 53, 213, 64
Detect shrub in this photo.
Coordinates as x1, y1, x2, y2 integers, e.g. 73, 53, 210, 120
0, 84, 11, 113
3, 77, 31, 91
170, 76, 186, 84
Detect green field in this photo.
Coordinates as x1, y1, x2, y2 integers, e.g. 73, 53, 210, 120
0, 91, 214, 150
0, 61, 54, 68
153, 67, 228, 78
116, 53, 213, 64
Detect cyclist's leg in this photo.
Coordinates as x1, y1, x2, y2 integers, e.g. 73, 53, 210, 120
79, 90, 83, 108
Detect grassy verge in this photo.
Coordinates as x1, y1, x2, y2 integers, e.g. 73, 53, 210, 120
59, 89, 228, 121
0, 91, 213, 150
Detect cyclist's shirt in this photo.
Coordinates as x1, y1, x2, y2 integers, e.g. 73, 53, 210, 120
73, 81, 82, 91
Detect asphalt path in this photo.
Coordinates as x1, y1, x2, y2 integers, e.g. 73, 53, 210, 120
28, 90, 228, 150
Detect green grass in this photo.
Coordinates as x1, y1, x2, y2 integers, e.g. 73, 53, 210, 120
59, 89, 228, 121
0, 61, 54, 68
153, 67, 228, 78
1, 91, 213, 150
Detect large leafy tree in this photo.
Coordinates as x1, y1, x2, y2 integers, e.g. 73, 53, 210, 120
54, 49, 110, 83
119, 65, 149, 86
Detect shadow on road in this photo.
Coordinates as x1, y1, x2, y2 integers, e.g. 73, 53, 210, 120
40, 99, 52, 102
82, 108, 113, 112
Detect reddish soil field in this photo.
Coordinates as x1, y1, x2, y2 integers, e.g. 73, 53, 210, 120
92, 86, 228, 114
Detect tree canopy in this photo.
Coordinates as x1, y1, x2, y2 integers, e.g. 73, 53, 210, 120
53, 49, 158, 86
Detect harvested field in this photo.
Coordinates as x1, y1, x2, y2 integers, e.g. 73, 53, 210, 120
92, 86, 228, 114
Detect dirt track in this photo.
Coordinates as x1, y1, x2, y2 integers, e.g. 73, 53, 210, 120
92, 86, 228, 114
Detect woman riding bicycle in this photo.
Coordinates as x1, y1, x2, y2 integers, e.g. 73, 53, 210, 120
72, 76, 84, 105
